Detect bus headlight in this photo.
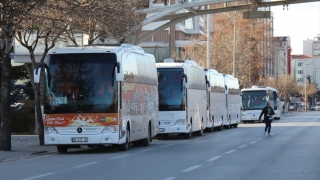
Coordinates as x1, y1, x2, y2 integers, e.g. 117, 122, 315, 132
174, 119, 186, 125
102, 126, 119, 133
45, 126, 58, 134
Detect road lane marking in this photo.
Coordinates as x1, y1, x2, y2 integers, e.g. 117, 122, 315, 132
225, 150, 236, 154
140, 148, 155, 153
164, 177, 176, 180
257, 138, 263, 141
73, 162, 98, 168
238, 145, 247, 148
249, 141, 257, 144
22, 173, 55, 180
207, 156, 222, 162
181, 165, 202, 172
110, 154, 129, 159
179, 140, 189, 143
161, 144, 174, 148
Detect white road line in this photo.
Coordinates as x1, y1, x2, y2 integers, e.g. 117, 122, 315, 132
207, 156, 222, 162
181, 165, 202, 172
73, 162, 98, 168
179, 140, 189, 143
249, 141, 257, 144
238, 145, 247, 149
140, 148, 155, 153
164, 177, 176, 180
257, 138, 263, 141
110, 154, 129, 160
161, 144, 174, 148
225, 150, 236, 154
22, 173, 55, 180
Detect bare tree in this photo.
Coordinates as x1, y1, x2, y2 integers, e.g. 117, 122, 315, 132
60, 0, 147, 45
14, 0, 69, 145
0, 0, 46, 151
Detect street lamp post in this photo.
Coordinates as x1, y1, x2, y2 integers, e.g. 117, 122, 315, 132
304, 63, 312, 111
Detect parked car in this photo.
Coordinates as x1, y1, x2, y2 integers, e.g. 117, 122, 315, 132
10, 102, 24, 111
311, 105, 316, 111
316, 104, 320, 111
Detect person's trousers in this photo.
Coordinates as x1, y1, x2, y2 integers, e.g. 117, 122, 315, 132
264, 120, 272, 133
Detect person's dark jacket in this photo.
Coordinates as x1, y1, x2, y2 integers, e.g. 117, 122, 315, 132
259, 106, 275, 121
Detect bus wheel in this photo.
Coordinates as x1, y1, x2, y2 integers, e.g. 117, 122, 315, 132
57, 145, 68, 153
141, 124, 151, 146
233, 123, 238, 128
217, 123, 223, 131
119, 129, 130, 151
207, 124, 214, 132
197, 126, 204, 136
184, 125, 192, 139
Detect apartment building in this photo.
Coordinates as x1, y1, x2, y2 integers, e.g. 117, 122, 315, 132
291, 55, 320, 89
303, 34, 320, 58
273, 36, 291, 77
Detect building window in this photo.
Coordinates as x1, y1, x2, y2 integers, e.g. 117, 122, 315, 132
298, 70, 304, 74
298, 62, 303, 66
297, 78, 304, 82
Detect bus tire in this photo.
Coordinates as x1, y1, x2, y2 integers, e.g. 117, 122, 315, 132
184, 125, 192, 139
217, 123, 223, 131
141, 124, 151, 146
207, 124, 214, 132
57, 145, 68, 153
233, 123, 238, 128
119, 129, 130, 151
197, 126, 204, 136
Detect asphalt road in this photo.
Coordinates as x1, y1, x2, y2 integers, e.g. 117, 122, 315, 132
1, 111, 320, 180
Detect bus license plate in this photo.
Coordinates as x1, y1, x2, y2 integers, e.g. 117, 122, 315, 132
72, 137, 88, 142
159, 128, 165, 132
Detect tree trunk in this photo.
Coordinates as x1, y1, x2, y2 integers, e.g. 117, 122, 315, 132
35, 82, 44, 145
0, 29, 13, 151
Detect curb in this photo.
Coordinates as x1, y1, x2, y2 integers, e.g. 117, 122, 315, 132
0, 151, 57, 164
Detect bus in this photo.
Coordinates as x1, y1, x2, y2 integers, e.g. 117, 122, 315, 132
224, 74, 241, 128
240, 86, 280, 123
156, 58, 207, 138
33, 44, 159, 153
204, 69, 227, 132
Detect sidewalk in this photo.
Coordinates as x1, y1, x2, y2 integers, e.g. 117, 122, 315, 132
0, 135, 57, 163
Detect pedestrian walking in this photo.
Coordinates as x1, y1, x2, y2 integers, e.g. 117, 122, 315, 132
259, 102, 275, 136
289, 103, 294, 114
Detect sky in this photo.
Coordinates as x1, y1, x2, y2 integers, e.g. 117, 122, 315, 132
272, 2, 320, 54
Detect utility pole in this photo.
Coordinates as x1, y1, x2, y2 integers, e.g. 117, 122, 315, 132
207, 5, 211, 69
233, 11, 236, 77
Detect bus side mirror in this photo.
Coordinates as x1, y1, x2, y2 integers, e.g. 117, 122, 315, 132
183, 74, 189, 89
34, 68, 40, 83
116, 62, 123, 81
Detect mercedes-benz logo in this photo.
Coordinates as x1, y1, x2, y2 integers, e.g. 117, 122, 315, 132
77, 127, 83, 133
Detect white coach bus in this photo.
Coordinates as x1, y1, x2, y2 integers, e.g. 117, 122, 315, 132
33, 44, 159, 153
204, 69, 227, 132
156, 59, 207, 138
240, 86, 280, 123
224, 74, 241, 128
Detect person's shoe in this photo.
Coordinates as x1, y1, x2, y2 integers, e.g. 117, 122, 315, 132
268, 133, 271, 136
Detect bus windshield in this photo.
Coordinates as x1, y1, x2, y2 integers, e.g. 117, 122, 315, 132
157, 68, 185, 111
44, 53, 118, 113
241, 90, 267, 110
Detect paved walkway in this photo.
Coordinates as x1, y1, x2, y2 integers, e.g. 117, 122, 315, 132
0, 135, 56, 163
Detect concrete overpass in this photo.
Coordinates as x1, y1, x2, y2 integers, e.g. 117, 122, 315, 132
136, 0, 320, 44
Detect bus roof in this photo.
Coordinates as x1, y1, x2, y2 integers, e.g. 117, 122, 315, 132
48, 44, 144, 54
241, 86, 278, 92
156, 60, 200, 69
